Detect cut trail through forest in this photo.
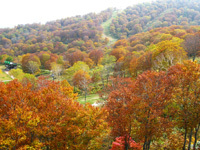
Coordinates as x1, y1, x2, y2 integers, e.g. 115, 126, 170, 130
101, 11, 119, 45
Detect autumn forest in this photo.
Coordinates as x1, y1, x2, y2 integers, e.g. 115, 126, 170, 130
1, 0, 200, 149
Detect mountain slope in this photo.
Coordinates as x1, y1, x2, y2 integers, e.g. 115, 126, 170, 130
1, 0, 200, 57
0, 9, 113, 56
109, 0, 200, 38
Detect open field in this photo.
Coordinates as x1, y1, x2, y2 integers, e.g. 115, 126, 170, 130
0, 65, 5, 70
0, 65, 12, 82
0, 72, 12, 81
77, 93, 103, 104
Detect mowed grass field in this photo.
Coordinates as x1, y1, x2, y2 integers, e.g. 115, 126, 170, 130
0, 65, 12, 81
77, 94, 103, 104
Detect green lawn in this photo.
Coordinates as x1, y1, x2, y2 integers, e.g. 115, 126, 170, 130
77, 94, 103, 104
0, 65, 12, 81
0, 71, 12, 81
0, 65, 5, 70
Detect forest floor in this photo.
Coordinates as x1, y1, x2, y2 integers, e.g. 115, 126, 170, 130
101, 11, 119, 46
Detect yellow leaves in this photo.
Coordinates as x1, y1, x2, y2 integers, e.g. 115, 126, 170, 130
152, 40, 187, 70
160, 33, 173, 41
60, 80, 78, 99
111, 45, 128, 60
18, 134, 27, 144
27, 116, 40, 128
0, 137, 15, 149
59, 103, 109, 149
171, 36, 184, 44
23, 111, 32, 121
25, 139, 44, 150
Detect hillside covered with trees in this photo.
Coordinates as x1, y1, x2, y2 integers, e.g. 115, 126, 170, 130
0, 8, 113, 56
1, 0, 200, 149
110, 0, 200, 38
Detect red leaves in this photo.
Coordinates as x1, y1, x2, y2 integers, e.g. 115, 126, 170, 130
110, 136, 142, 150
106, 60, 200, 149
106, 71, 174, 149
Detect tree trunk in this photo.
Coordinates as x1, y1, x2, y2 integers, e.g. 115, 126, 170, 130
46, 145, 50, 150
84, 90, 87, 105
192, 55, 196, 62
73, 86, 76, 93
30, 132, 34, 143
188, 128, 193, 150
124, 136, 129, 150
147, 140, 151, 150
193, 124, 200, 150
101, 75, 104, 88
143, 136, 147, 150
106, 74, 109, 85
183, 127, 187, 150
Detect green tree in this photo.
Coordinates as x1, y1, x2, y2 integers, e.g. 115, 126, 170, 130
9, 69, 25, 80
5, 56, 13, 62
64, 61, 90, 81
101, 54, 116, 84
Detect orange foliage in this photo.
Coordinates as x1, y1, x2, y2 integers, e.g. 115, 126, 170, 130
72, 70, 91, 90
0, 78, 108, 149
111, 46, 127, 60
89, 49, 103, 66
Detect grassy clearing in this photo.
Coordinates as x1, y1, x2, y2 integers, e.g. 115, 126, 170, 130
77, 94, 103, 104
0, 64, 12, 81
0, 71, 12, 81
0, 65, 5, 70
101, 11, 119, 45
